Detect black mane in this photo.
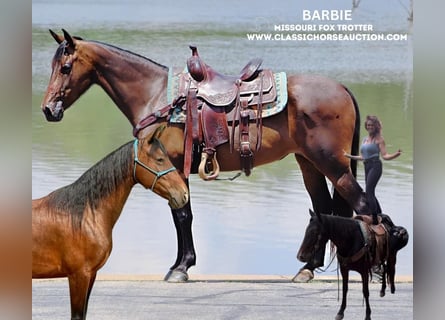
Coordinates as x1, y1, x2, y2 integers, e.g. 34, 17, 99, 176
53, 38, 168, 71
46, 141, 133, 228
89, 40, 168, 70
323, 214, 358, 234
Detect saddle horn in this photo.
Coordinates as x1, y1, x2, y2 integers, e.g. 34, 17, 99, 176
187, 45, 206, 82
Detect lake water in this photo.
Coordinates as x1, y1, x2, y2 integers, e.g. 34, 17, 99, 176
32, 0, 413, 277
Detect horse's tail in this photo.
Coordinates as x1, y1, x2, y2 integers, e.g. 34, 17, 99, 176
332, 85, 361, 218
344, 85, 361, 179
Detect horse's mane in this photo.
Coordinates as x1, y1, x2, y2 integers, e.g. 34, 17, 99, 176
323, 214, 359, 233
89, 40, 168, 70
46, 141, 133, 228
53, 38, 169, 72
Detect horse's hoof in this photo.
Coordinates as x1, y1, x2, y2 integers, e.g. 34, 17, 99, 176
164, 270, 189, 283
335, 314, 344, 320
292, 269, 314, 283
380, 291, 385, 297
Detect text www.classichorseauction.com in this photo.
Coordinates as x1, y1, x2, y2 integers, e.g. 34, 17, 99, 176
247, 9, 409, 41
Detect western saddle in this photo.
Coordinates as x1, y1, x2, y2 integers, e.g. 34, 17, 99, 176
353, 215, 389, 268
177, 46, 277, 180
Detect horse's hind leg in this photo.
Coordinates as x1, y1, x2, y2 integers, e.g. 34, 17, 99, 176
387, 253, 397, 293
360, 267, 372, 320
293, 155, 333, 283
68, 271, 95, 320
380, 263, 387, 297
332, 188, 353, 218
330, 170, 368, 215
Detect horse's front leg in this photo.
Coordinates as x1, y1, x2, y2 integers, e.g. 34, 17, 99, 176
164, 198, 196, 282
293, 155, 333, 283
335, 266, 349, 320
68, 271, 95, 320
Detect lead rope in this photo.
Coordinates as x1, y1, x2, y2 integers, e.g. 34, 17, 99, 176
215, 172, 242, 181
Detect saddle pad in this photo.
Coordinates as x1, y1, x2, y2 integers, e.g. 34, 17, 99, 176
168, 69, 288, 124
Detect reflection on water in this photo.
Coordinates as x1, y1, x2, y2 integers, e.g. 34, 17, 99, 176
32, 0, 412, 276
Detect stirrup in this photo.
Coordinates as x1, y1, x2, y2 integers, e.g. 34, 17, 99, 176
198, 151, 220, 181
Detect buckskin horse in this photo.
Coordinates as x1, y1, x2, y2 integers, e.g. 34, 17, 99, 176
40, 29, 371, 283
297, 209, 409, 320
32, 126, 188, 320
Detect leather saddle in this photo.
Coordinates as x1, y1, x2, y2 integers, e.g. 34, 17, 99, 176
179, 46, 278, 180
185, 46, 275, 109
188, 45, 262, 84
354, 215, 389, 266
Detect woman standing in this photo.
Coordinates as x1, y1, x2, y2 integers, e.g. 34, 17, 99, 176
344, 115, 402, 224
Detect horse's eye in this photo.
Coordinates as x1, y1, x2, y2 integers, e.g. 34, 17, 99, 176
156, 157, 164, 163
61, 63, 72, 75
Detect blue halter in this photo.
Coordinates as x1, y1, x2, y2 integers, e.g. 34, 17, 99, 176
133, 139, 176, 191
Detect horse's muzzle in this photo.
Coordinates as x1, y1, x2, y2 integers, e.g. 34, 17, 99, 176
43, 101, 64, 122
168, 189, 189, 209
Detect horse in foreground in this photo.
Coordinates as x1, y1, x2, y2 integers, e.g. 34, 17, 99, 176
297, 209, 408, 320
32, 127, 188, 320
40, 29, 371, 283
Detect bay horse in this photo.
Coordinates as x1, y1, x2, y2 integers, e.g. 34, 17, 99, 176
32, 126, 188, 320
297, 209, 408, 320
40, 29, 370, 283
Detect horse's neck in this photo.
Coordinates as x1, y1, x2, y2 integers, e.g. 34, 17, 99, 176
90, 42, 168, 127
324, 216, 362, 257
105, 179, 136, 229
79, 142, 137, 230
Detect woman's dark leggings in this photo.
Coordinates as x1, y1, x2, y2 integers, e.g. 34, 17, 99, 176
364, 158, 382, 223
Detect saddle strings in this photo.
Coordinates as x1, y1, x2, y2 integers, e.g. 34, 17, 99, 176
230, 80, 242, 154
255, 72, 264, 151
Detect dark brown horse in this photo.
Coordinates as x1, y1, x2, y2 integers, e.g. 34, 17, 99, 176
40, 29, 370, 283
297, 209, 408, 320
32, 127, 188, 320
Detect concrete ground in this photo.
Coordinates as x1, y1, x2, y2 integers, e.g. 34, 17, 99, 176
32, 275, 413, 320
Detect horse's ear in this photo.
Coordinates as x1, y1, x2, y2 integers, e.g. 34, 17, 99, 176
49, 29, 64, 44
62, 29, 75, 48
309, 209, 323, 222
315, 211, 323, 223
155, 125, 166, 139
150, 125, 166, 142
